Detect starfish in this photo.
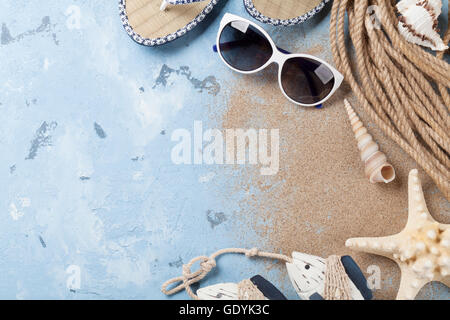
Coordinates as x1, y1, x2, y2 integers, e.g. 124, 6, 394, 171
345, 169, 450, 300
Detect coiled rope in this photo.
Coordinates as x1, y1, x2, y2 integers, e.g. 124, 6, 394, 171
330, 0, 450, 199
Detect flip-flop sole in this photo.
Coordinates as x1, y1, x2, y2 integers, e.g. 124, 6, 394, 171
244, 0, 331, 26
120, 0, 220, 46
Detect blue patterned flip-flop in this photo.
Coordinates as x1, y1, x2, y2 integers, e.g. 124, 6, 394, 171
119, 0, 221, 46
243, 0, 331, 26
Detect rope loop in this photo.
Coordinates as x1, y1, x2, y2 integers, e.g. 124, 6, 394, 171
162, 247, 292, 299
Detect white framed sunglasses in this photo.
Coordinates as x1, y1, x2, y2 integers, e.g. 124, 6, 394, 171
214, 13, 344, 107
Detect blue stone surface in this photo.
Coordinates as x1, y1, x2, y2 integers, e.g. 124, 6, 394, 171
0, 0, 448, 300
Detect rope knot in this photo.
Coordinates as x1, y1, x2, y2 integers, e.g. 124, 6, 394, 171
246, 248, 259, 257
162, 248, 292, 299
182, 264, 191, 276
200, 258, 216, 272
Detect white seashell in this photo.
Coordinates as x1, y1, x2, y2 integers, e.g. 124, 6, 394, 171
397, 0, 448, 51
344, 99, 396, 184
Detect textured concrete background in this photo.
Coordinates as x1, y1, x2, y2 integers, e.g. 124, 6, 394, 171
0, 0, 448, 299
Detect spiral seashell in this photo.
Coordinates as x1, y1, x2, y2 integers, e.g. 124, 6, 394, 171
344, 99, 396, 184
397, 0, 448, 51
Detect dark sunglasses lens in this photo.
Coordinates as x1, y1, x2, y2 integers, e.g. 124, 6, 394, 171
281, 57, 335, 105
219, 21, 273, 72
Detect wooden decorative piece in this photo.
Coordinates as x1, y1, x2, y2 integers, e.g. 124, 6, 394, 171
197, 275, 287, 300
162, 248, 370, 300
197, 282, 242, 300
346, 169, 450, 300
286, 252, 372, 300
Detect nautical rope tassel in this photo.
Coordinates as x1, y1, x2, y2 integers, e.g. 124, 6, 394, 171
237, 279, 266, 300
323, 255, 352, 300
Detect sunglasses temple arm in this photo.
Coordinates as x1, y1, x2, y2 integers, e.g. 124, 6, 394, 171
213, 43, 291, 54
212, 43, 323, 109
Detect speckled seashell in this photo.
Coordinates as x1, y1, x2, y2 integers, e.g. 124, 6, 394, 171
397, 0, 448, 51
344, 99, 396, 184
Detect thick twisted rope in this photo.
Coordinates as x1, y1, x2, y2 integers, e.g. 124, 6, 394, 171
161, 248, 292, 300
330, 0, 450, 199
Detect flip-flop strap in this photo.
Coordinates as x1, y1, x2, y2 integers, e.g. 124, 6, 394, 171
160, 0, 208, 11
